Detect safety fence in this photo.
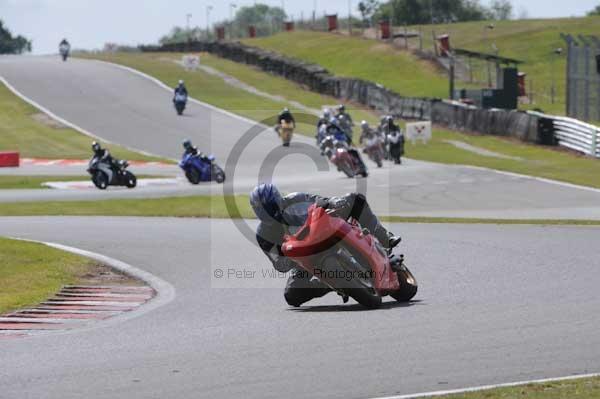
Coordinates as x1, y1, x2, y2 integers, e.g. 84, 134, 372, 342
140, 40, 597, 157
528, 111, 600, 158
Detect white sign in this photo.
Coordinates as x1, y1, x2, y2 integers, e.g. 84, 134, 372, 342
406, 121, 432, 144
182, 55, 200, 71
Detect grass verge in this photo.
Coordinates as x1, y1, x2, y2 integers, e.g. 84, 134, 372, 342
246, 18, 600, 116
0, 175, 165, 189
0, 175, 90, 189
0, 237, 97, 314
434, 375, 600, 399
0, 195, 254, 218
0, 195, 598, 226
0, 80, 166, 162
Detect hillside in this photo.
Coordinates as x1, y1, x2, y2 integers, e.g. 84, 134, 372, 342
244, 16, 600, 115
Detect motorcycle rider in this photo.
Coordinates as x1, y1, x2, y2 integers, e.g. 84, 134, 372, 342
316, 109, 332, 145
250, 183, 401, 307
275, 107, 296, 130
335, 104, 353, 127
91, 142, 121, 170
386, 118, 405, 164
359, 120, 377, 145
182, 139, 210, 161
174, 80, 188, 97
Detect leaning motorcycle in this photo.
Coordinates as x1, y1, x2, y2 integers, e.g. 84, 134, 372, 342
179, 153, 225, 184
87, 157, 137, 190
364, 137, 385, 168
174, 92, 188, 116
328, 141, 368, 178
282, 204, 418, 309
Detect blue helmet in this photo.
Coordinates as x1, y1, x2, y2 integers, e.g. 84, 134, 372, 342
250, 183, 283, 223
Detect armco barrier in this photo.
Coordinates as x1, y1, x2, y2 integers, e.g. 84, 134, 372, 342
139, 41, 560, 148
528, 111, 600, 158
0, 151, 20, 167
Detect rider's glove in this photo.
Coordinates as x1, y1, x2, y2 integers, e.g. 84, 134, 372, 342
327, 196, 349, 211
274, 257, 295, 273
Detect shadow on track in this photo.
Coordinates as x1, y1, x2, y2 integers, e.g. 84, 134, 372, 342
288, 299, 424, 312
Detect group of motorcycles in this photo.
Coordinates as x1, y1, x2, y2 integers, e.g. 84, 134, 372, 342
86, 147, 226, 190
316, 110, 404, 179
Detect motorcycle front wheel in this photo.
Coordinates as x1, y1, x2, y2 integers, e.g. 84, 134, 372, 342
212, 165, 226, 184
390, 263, 418, 302
92, 171, 109, 190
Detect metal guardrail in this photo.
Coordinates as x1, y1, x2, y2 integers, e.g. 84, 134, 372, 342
528, 111, 600, 158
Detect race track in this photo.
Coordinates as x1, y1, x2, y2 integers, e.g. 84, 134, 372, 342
1, 217, 600, 399
2, 56, 600, 219
1, 55, 600, 398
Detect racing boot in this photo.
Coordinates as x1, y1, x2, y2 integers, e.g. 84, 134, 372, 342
373, 224, 401, 250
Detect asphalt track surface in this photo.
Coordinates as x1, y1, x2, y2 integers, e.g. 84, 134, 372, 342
1, 217, 600, 399
1, 56, 600, 398
2, 56, 600, 219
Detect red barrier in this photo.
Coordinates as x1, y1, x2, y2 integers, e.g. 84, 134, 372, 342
0, 152, 19, 167
327, 14, 338, 32
379, 20, 390, 40
248, 26, 256, 38
518, 72, 527, 97
284, 22, 294, 32
215, 26, 225, 41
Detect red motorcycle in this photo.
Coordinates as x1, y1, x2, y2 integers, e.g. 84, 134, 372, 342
330, 146, 368, 178
364, 138, 385, 168
282, 204, 418, 309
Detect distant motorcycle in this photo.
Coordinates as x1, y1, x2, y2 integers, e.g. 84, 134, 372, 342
282, 204, 418, 309
364, 136, 385, 168
87, 156, 137, 190
277, 119, 295, 147
179, 153, 226, 184
328, 142, 368, 178
337, 114, 353, 143
59, 43, 70, 62
173, 92, 188, 115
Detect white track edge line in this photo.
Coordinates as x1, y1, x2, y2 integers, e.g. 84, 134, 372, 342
0, 75, 168, 161
368, 372, 600, 399
8, 237, 176, 335
92, 59, 271, 129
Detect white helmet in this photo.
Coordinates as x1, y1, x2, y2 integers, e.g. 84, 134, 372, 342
178, 80, 184, 85
361, 120, 369, 129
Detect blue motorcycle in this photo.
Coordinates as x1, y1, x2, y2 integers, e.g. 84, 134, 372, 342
179, 153, 226, 184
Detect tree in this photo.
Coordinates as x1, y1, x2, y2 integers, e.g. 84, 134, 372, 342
588, 4, 600, 16
0, 20, 32, 54
374, 0, 489, 25
358, 0, 379, 27
490, 0, 513, 20
232, 4, 286, 37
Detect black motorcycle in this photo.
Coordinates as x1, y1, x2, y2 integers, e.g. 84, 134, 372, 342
87, 156, 137, 190
174, 92, 188, 116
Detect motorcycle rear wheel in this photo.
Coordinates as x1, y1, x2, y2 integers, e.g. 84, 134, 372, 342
212, 165, 226, 183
